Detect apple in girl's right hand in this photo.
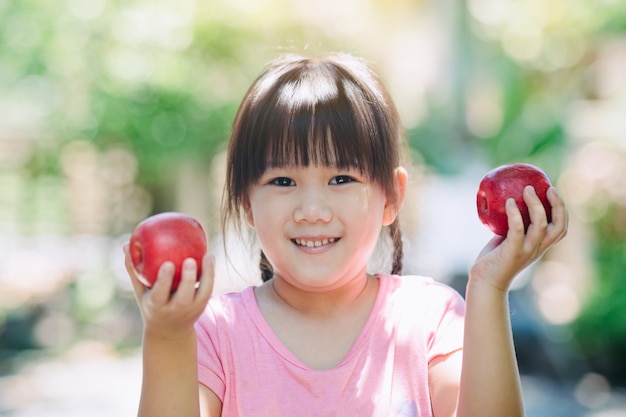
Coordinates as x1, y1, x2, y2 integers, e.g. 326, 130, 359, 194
476, 163, 553, 236
129, 212, 208, 291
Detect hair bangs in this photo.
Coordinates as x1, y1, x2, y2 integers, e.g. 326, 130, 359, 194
248, 65, 392, 186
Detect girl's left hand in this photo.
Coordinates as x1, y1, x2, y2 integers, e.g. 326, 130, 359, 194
470, 185, 568, 292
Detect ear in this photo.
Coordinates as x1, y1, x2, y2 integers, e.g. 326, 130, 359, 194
382, 167, 408, 226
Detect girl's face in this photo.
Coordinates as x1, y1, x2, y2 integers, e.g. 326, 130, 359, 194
245, 164, 404, 292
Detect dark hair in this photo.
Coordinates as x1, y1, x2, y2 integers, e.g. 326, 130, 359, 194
221, 53, 407, 281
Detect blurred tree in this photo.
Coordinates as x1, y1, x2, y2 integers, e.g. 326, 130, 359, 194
0, 0, 344, 216
573, 202, 626, 386
407, 0, 597, 176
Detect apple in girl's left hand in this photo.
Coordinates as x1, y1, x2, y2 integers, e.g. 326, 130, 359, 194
129, 212, 208, 290
476, 163, 552, 236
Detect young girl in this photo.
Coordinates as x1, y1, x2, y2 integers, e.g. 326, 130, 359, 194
124, 53, 568, 417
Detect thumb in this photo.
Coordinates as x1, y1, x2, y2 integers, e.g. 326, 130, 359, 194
123, 242, 149, 299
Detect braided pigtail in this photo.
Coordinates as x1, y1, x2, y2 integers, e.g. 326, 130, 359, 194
260, 250, 274, 282
389, 218, 404, 275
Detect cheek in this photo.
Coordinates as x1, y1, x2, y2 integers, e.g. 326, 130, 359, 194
353, 186, 386, 217
246, 191, 267, 229
248, 194, 289, 230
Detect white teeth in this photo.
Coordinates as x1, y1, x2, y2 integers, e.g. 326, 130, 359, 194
295, 238, 336, 248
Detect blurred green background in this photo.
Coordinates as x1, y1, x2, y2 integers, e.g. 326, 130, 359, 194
1, 0, 625, 415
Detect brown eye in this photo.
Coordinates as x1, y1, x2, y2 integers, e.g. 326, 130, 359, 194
330, 175, 354, 185
271, 177, 295, 186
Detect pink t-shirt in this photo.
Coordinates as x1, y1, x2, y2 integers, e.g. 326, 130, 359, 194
195, 274, 465, 417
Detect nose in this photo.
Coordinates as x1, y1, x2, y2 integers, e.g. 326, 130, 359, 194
293, 188, 333, 223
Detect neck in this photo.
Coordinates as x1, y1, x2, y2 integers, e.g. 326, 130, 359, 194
269, 273, 377, 319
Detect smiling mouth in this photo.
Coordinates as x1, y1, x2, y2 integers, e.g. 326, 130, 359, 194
293, 238, 338, 248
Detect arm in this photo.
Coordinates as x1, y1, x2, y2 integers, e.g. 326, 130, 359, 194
456, 186, 568, 417
200, 385, 224, 417
124, 245, 219, 417
457, 276, 523, 416
139, 328, 200, 417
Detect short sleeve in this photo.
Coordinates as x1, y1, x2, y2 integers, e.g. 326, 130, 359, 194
423, 281, 466, 363
195, 304, 227, 401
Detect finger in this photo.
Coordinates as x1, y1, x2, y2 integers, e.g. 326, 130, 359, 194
546, 187, 568, 240
171, 257, 198, 305
196, 254, 216, 303
523, 185, 548, 244
150, 261, 175, 305
123, 243, 149, 298
504, 198, 525, 245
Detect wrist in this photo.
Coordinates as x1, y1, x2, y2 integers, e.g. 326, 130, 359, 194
143, 325, 197, 344
467, 266, 514, 294
465, 277, 511, 302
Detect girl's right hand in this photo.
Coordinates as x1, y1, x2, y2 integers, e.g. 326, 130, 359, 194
123, 243, 215, 340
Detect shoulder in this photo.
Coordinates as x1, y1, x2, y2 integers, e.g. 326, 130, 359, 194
196, 286, 257, 331
380, 273, 464, 301
378, 274, 465, 357
378, 273, 465, 317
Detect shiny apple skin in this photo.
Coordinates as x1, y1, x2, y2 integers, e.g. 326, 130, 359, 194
476, 163, 552, 236
129, 212, 207, 290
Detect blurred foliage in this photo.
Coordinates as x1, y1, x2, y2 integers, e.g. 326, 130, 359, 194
0, 0, 338, 205
573, 202, 626, 386
407, 0, 610, 176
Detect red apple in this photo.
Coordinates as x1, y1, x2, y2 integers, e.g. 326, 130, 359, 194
476, 163, 552, 236
129, 212, 207, 290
